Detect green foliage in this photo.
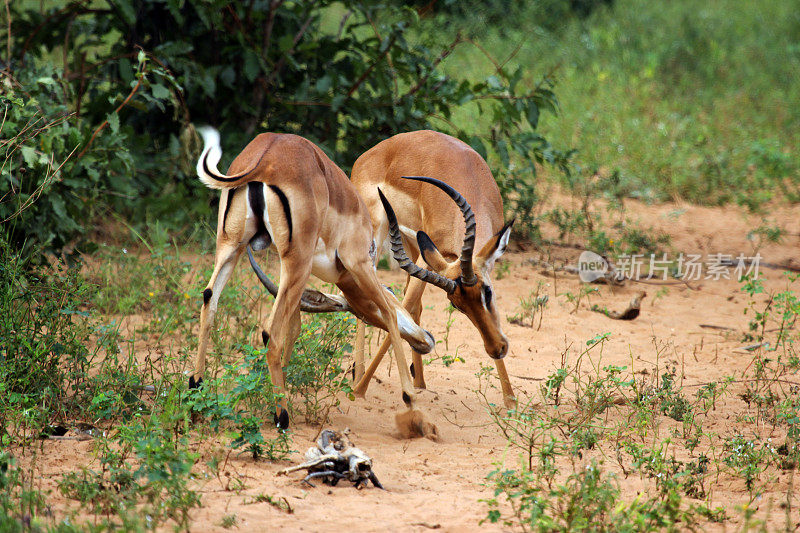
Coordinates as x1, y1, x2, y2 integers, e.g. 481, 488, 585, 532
521, 0, 800, 207
508, 281, 549, 329
0, 52, 173, 259
87, 224, 193, 317
484, 456, 701, 532
411, 0, 614, 34
0, 233, 119, 438
5, 0, 570, 257
284, 313, 355, 424
189, 344, 291, 461
59, 412, 202, 530
0, 452, 50, 532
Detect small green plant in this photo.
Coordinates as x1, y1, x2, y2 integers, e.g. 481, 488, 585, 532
220, 514, 238, 529
189, 345, 291, 461
442, 303, 458, 350
59, 411, 202, 530
563, 285, 599, 314
495, 259, 512, 280
246, 493, 293, 513
284, 313, 356, 424
0, 452, 50, 532
426, 347, 466, 368
508, 282, 549, 329
723, 435, 776, 501
747, 222, 784, 253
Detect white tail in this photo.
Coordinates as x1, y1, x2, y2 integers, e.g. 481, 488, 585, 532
195, 126, 227, 190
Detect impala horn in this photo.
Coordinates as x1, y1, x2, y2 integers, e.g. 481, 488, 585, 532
247, 246, 352, 313
400, 176, 477, 286
378, 188, 458, 294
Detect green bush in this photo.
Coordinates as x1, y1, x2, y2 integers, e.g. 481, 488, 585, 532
5, 0, 570, 255
0, 233, 99, 436
284, 312, 356, 424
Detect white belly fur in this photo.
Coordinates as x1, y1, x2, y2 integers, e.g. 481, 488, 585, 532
311, 237, 341, 284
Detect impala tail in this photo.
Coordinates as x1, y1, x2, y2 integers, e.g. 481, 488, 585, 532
195, 126, 254, 189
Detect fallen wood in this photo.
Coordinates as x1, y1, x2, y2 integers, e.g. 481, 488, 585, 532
591, 291, 647, 320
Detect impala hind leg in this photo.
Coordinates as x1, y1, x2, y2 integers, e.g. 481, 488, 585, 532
263, 257, 312, 430
192, 243, 244, 388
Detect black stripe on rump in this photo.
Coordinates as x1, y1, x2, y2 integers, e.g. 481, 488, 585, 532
248, 182, 271, 249
222, 187, 236, 235
268, 185, 293, 242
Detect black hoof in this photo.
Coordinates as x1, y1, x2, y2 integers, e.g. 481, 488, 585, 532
273, 410, 289, 430
188, 376, 203, 390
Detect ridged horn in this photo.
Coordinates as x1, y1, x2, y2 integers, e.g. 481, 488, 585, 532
378, 188, 457, 294
247, 246, 352, 313
401, 176, 477, 286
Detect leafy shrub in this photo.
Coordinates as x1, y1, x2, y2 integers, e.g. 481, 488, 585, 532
6, 1, 571, 253
284, 312, 356, 424
188, 344, 291, 461
0, 55, 170, 259
0, 452, 50, 532
0, 232, 112, 438
59, 414, 202, 530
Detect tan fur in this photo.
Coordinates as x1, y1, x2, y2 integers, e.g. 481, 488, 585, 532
193, 132, 436, 435
350, 130, 516, 408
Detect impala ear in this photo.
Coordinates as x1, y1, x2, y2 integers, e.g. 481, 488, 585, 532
417, 231, 449, 273
476, 219, 514, 273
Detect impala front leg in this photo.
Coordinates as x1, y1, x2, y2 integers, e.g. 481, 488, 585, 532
353, 260, 428, 396
494, 358, 516, 409
348, 260, 438, 440
353, 319, 366, 383
403, 276, 428, 389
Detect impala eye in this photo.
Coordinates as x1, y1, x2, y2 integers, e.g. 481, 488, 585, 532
483, 285, 493, 307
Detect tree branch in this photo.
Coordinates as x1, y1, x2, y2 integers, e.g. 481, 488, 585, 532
402, 33, 463, 99
76, 77, 141, 159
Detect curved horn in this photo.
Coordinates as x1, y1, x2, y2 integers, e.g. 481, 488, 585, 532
378, 188, 457, 294
401, 176, 477, 286
247, 246, 352, 313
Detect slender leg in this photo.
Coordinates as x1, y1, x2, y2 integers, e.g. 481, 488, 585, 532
353, 335, 390, 398
263, 257, 312, 428
404, 277, 428, 389
192, 243, 243, 386
353, 260, 427, 396
494, 358, 517, 409
346, 258, 437, 439
353, 319, 366, 383
282, 305, 301, 366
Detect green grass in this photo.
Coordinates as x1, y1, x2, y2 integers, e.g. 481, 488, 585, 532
420, 0, 800, 209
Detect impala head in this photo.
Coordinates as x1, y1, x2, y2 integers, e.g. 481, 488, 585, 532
378, 176, 514, 360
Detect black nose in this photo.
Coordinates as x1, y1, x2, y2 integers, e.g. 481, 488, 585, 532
489, 339, 509, 359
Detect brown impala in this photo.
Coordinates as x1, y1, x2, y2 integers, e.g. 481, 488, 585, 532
191, 127, 437, 438
349, 130, 516, 408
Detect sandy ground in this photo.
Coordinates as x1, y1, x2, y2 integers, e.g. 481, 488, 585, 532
18, 198, 800, 531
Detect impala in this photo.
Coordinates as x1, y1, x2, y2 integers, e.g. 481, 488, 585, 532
191, 127, 437, 438
349, 130, 516, 408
